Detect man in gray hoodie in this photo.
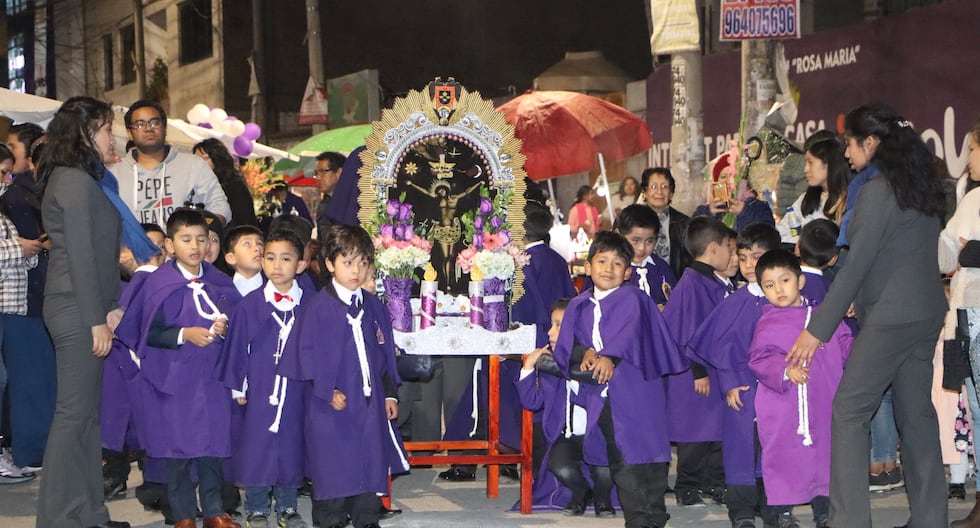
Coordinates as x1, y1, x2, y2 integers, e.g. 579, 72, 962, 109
111, 99, 231, 228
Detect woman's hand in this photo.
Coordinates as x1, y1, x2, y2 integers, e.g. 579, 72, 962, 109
91, 324, 113, 357
786, 329, 821, 367
18, 237, 42, 259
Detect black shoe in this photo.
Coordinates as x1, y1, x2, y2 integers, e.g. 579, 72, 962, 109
362, 524, 381, 528
707, 485, 727, 504
734, 519, 757, 528
87, 522, 131, 528
676, 488, 705, 507
499, 464, 519, 481
562, 490, 593, 516
594, 503, 615, 518
438, 467, 476, 481
103, 477, 127, 501
380, 506, 403, 518
950, 483, 967, 501
298, 478, 313, 497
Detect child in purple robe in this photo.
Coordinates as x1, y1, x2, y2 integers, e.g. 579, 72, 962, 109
662, 216, 736, 507
749, 250, 852, 528
616, 204, 677, 307
515, 298, 615, 516
267, 213, 320, 293
114, 209, 242, 528
223, 225, 266, 296
278, 225, 408, 528
215, 229, 310, 528
102, 223, 166, 500
796, 219, 840, 306
553, 231, 687, 528
690, 224, 781, 528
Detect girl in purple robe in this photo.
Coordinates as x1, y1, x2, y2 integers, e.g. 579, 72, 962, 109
278, 225, 408, 528
215, 230, 311, 528
749, 250, 852, 528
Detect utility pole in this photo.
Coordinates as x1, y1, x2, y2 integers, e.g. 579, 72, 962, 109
668, 50, 705, 215
133, 0, 147, 98
250, 0, 267, 131
741, 40, 776, 137
305, 0, 327, 133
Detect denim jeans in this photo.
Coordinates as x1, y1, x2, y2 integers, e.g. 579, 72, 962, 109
244, 486, 299, 516
870, 387, 898, 464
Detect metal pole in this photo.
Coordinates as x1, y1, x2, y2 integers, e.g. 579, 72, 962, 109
305, 0, 327, 133
250, 0, 266, 130
133, 0, 146, 98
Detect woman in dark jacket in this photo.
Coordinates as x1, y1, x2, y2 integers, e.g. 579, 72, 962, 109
640, 167, 692, 278
193, 138, 258, 230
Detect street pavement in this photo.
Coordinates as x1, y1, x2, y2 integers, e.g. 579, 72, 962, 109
0, 464, 972, 527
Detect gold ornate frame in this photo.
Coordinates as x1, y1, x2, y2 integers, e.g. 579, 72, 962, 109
357, 79, 529, 301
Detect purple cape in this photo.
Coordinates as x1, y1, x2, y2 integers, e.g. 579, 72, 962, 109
114, 261, 241, 458
749, 304, 852, 505
662, 268, 730, 442
511, 243, 577, 347
278, 289, 409, 500
552, 286, 686, 464
214, 285, 308, 487
801, 269, 828, 305
690, 285, 769, 485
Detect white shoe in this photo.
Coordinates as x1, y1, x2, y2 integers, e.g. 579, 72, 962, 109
0, 454, 35, 479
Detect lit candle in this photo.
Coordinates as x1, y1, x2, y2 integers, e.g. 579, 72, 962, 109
469, 265, 484, 327
420, 263, 438, 329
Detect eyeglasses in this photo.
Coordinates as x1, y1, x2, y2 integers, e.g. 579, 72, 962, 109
129, 118, 164, 130
646, 183, 671, 191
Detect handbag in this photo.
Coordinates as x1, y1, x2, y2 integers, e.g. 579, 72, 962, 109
943, 308, 972, 391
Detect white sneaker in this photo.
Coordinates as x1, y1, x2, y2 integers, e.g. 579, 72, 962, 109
0, 453, 35, 479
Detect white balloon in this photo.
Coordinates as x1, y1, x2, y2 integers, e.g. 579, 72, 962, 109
187, 103, 210, 125
226, 118, 246, 137
209, 108, 228, 127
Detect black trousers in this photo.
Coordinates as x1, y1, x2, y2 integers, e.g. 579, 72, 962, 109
102, 447, 131, 482
312, 492, 381, 528
598, 399, 669, 528
675, 440, 724, 494
547, 434, 614, 507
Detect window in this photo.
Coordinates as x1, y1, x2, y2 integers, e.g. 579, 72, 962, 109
7, 33, 25, 92
120, 24, 135, 85
103, 34, 114, 91
178, 0, 213, 65
5, 0, 27, 15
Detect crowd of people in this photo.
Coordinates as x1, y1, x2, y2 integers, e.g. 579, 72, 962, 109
0, 96, 978, 528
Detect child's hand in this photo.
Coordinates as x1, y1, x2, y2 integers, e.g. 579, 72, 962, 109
592, 356, 615, 384
787, 365, 809, 385
235, 396, 247, 406
579, 348, 598, 371
523, 347, 549, 370
184, 327, 216, 347
693, 376, 711, 397
385, 399, 398, 420
330, 389, 347, 411
657, 303, 666, 312
211, 318, 228, 337
726, 386, 750, 411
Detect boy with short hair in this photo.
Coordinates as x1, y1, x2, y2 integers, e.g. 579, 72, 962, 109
115, 209, 242, 528
690, 223, 781, 528
796, 219, 840, 304
749, 249, 852, 528
279, 225, 408, 528
267, 214, 319, 293
224, 225, 266, 296
553, 231, 687, 528
216, 229, 310, 528
614, 204, 676, 307
662, 216, 737, 507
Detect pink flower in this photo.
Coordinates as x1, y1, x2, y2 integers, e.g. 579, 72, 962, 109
372, 236, 383, 249
394, 240, 410, 249
381, 235, 395, 248
482, 233, 500, 251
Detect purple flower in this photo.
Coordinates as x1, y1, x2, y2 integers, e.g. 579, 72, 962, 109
380, 224, 394, 238
479, 198, 493, 215
473, 232, 484, 249
498, 230, 510, 245
386, 199, 401, 217
398, 203, 412, 222
402, 223, 415, 240
394, 223, 407, 240
473, 215, 485, 230
489, 215, 504, 230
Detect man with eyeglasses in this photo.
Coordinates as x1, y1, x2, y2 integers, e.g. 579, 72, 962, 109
111, 99, 231, 230
313, 151, 345, 244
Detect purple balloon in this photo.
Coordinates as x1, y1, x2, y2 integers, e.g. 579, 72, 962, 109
233, 135, 253, 157
243, 122, 262, 140
198, 122, 212, 129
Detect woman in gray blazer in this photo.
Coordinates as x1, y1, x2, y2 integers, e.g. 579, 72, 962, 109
36, 97, 138, 528
788, 104, 949, 528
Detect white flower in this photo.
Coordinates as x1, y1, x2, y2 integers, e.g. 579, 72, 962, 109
376, 246, 430, 278
472, 250, 515, 279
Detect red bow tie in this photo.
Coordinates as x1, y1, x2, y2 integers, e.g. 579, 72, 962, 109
274, 292, 293, 303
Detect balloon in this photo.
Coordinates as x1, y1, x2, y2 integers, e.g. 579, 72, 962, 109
225, 118, 246, 137
233, 135, 253, 157
186, 103, 210, 124
243, 122, 262, 141
209, 108, 228, 128
198, 122, 212, 129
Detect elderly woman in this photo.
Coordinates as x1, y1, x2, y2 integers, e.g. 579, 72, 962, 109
640, 167, 692, 278
788, 103, 949, 528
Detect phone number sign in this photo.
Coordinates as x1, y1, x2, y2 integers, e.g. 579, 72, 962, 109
720, 0, 800, 41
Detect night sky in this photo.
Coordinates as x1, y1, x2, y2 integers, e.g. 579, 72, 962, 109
318, 0, 653, 101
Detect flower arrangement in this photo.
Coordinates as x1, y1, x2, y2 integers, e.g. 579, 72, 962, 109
241, 159, 285, 217
455, 187, 529, 280
709, 116, 755, 229
369, 194, 433, 278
